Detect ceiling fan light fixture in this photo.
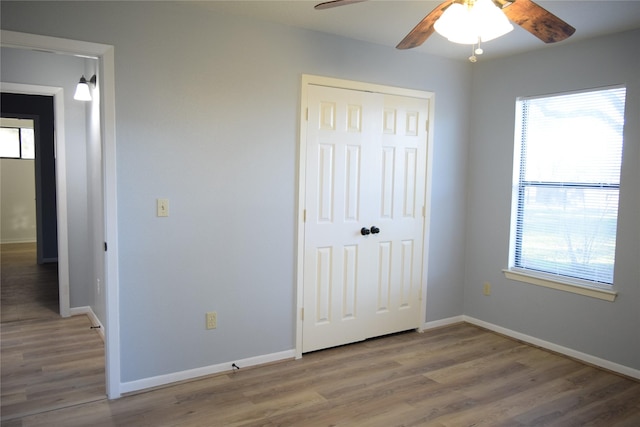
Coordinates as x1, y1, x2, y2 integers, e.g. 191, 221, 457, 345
434, 0, 513, 45
474, 0, 514, 42
434, 3, 477, 44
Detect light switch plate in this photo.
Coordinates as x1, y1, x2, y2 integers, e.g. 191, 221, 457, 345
157, 198, 169, 217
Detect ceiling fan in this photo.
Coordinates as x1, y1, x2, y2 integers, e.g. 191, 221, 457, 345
314, 0, 575, 52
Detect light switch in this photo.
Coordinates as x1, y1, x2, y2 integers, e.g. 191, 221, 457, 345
157, 198, 169, 217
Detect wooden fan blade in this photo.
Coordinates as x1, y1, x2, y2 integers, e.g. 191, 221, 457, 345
503, 0, 575, 43
314, 0, 367, 10
396, 0, 457, 50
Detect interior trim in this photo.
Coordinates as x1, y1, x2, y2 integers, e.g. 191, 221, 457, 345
503, 269, 617, 302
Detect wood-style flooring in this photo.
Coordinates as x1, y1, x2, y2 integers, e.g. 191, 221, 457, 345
2, 244, 639, 426
1, 243, 105, 423
1, 243, 58, 324
4, 322, 640, 426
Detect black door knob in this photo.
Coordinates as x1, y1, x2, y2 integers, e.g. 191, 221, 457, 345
361, 227, 371, 236
370, 226, 380, 234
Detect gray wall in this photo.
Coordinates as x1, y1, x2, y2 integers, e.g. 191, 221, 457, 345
1, 1, 470, 383
466, 29, 640, 370
0, 47, 94, 309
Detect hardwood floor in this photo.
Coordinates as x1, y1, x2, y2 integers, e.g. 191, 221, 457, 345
2, 243, 639, 426
1, 243, 105, 423
3, 322, 640, 426
0, 243, 58, 324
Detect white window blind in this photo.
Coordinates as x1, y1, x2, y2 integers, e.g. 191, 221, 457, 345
512, 87, 626, 285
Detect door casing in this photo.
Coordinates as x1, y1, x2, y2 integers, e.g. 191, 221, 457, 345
295, 74, 435, 358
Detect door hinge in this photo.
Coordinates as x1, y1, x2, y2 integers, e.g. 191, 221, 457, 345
301, 308, 304, 321
303, 209, 307, 222
306, 108, 309, 121
425, 120, 429, 131
104, 242, 108, 252
422, 206, 426, 217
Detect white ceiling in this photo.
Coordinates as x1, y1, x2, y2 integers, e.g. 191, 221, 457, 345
198, 0, 640, 60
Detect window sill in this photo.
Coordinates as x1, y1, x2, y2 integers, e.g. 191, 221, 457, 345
502, 269, 617, 302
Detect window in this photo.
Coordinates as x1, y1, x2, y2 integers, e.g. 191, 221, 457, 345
508, 87, 626, 295
0, 124, 35, 159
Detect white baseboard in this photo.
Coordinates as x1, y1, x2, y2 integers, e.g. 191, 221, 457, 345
422, 315, 464, 331
70, 306, 104, 341
463, 315, 640, 380
120, 349, 296, 395
119, 316, 637, 397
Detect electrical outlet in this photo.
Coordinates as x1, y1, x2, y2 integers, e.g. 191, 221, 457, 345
483, 282, 491, 296
206, 311, 217, 329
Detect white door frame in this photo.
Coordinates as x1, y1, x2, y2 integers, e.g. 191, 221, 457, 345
0, 82, 71, 318
1, 30, 121, 399
296, 74, 435, 358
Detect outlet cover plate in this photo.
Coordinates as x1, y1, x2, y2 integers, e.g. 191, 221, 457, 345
206, 311, 217, 329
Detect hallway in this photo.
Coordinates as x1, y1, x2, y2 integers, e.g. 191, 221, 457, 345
0, 243, 105, 423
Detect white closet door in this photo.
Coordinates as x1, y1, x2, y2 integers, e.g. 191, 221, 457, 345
302, 84, 428, 353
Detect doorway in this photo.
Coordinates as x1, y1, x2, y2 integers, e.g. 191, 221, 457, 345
1, 30, 120, 399
1, 90, 68, 316
0, 113, 59, 318
0, 118, 37, 250
296, 75, 435, 355
1, 95, 59, 319
1, 94, 58, 262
